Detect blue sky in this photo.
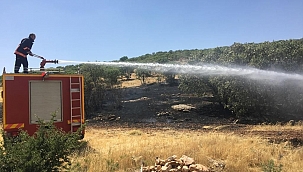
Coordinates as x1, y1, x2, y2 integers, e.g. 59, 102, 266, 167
1, 0, 303, 73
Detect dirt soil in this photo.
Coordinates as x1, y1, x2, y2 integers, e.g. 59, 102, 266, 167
88, 81, 303, 147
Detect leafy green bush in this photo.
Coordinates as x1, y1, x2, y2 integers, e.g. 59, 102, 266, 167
262, 159, 283, 172
0, 119, 85, 172
79, 64, 122, 116
179, 39, 303, 121
106, 158, 119, 172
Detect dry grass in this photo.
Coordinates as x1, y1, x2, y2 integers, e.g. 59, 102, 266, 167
250, 121, 303, 131
0, 121, 302, 171
120, 74, 163, 88
72, 126, 303, 172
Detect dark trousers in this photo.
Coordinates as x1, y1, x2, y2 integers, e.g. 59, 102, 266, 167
14, 55, 28, 73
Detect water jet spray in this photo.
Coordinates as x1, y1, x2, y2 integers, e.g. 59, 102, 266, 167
57, 60, 303, 84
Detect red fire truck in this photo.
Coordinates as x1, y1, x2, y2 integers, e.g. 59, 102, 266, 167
1, 62, 85, 138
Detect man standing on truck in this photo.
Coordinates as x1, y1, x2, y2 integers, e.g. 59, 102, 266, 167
14, 33, 36, 73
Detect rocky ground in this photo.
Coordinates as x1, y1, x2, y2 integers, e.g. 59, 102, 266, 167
88, 82, 303, 147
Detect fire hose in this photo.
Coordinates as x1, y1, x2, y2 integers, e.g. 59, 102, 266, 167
32, 53, 44, 60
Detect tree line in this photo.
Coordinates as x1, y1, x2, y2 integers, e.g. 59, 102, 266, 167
124, 38, 303, 121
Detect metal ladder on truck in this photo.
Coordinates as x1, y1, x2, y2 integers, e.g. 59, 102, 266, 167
70, 77, 83, 132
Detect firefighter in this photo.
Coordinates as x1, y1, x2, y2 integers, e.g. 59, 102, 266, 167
14, 33, 36, 73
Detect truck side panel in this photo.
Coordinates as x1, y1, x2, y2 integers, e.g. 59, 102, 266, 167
3, 74, 84, 136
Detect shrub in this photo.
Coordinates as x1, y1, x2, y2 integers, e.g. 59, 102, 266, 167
262, 159, 283, 172
0, 118, 85, 172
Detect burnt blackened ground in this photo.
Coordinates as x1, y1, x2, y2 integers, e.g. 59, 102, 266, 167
87, 83, 303, 147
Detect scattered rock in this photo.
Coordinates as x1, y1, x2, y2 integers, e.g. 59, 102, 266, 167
171, 104, 195, 112
202, 126, 213, 130
157, 111, 171, 117
208, 157, 226, 172
108, 114, 116, 120
287, 120, 295, 126
108, 114, 120, 121
142, 155, 211, 172
180, 155, 195, 166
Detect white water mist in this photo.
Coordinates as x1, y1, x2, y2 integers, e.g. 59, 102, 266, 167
58, 60, 303, 84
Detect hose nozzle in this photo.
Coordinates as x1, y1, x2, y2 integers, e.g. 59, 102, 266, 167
40, 59, 59, 70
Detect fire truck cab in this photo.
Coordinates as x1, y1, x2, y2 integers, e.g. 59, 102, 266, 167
1, 69, 85, 138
